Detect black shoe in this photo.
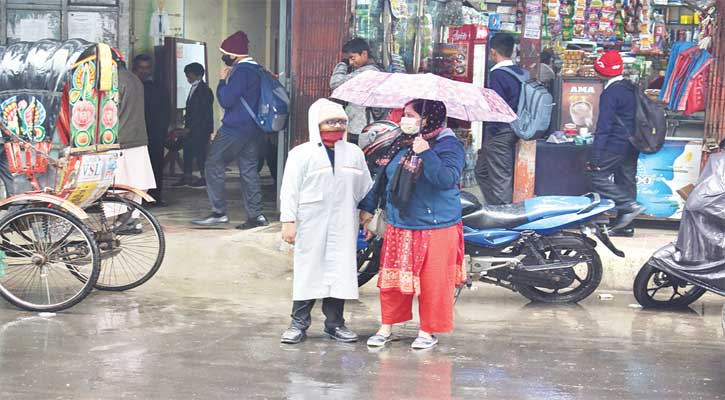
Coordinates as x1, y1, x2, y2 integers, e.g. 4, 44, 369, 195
191, 212, 230, 227
189, 178, 206, 189
171, 178, 190, 188
146, 199, 168, 208
281, 327, 306, 344
608, 227, 635, 237
324, 326, 359, 343
611, 202, 645, 231
236, 214, 270, 230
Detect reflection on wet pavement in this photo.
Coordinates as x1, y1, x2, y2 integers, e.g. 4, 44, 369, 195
1, 183, 722, 399
1, 284, 722, 399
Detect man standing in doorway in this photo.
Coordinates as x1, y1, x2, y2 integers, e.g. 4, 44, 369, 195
475, 33, 523, 205
133, 54, 169, 206
192, 30, 269, 229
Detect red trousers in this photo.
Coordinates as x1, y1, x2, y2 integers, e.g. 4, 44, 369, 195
379, 226, 460, 333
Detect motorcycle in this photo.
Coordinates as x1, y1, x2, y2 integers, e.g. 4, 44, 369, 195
355, 121, 625, 304
357, 191, 626, 304
633, 152, 725, 309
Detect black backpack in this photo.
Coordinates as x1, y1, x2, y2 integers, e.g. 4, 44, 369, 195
622, 81, 667, 154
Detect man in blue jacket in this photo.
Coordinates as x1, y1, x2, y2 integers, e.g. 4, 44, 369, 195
589, 51, 644, 236
192, 31, 269, 229
475, 33, 523, 205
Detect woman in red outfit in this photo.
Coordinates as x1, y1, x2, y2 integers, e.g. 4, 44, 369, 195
359, 99, 466, 350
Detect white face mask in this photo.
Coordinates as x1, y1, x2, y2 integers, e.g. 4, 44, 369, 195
399, 116, 421, 135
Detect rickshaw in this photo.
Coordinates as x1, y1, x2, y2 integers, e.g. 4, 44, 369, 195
0, 39, 165, 312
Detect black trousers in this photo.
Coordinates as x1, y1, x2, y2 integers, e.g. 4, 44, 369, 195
588, 149, 638, 208
147, 138, 165, 201
183, 132, 210, 178
290, 298, 345, 332
475, 129, 519, 205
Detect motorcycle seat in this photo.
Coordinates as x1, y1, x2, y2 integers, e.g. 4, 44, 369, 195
460, 191, 594, 230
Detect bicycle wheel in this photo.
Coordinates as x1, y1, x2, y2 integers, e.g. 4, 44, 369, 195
84, 195, 165, 291
0, 207, 100, 312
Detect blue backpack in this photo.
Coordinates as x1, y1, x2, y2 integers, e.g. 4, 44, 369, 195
239, 64, 290, 133
501, 67, 554, 140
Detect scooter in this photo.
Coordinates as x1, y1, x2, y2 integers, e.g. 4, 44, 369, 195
357, 191, 626, 304
633, 152, 725, 309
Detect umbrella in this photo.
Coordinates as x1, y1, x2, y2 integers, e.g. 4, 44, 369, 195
331, 70, 517, 123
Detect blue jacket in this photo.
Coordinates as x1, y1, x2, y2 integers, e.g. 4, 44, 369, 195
594, 80, 637, 156
360, 129, 465, 230
216, 61, 263, 137
486, 65, 524, 136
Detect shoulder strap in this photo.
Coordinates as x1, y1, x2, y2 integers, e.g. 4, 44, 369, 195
497, 66, 528, 84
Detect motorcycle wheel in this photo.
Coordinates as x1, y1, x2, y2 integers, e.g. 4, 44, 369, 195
515, 232, 603, 304
633, 262, 707, 308
357, 238, 382, 287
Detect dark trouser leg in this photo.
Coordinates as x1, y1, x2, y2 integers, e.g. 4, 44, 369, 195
321, 298, 346, 331
290, 300, 316, 331
589, 150, 638, 208
236, 134, 264, 219
184, 133, 210, 178
182, 133, 196, 178
147, 138, 165, 201
0, 147, 14, 197
475, 130, 518, 205
204, 132, 243, 215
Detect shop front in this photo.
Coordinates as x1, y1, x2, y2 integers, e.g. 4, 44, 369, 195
529, 0, 719, 221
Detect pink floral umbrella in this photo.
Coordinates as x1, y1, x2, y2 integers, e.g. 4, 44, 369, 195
331, 70, 517, 123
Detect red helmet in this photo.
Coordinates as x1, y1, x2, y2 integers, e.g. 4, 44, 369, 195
360, 120, 401, 172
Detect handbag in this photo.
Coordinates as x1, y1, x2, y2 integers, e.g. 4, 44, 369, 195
368, 208, 387, 238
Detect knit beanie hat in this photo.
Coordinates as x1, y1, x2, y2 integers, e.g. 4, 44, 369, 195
595, 51, 624, 77
317, 99, 348, 126
220, 31, 249, 57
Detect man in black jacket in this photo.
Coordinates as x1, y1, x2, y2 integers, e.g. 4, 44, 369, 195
133, 54, 169, 206
174, 62, 214, 189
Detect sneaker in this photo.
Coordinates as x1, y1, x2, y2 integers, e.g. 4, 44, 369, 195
236, 214, 270, 230
324, 326, 359, 343
411, 335, 438, 350
191, 212, 230, 227
281, 327, 306, 344
366, 333, 393, 348
188, 178, 206, 189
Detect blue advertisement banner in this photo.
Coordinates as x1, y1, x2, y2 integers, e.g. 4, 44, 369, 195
637, 139, 702, 220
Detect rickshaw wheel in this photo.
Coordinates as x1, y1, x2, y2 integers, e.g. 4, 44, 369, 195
83, 195, 165, 291
0, 207, 100, 312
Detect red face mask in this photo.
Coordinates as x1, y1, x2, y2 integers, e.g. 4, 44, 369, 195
320, 130, 345, 147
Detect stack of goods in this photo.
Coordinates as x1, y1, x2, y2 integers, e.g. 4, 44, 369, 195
562, 49, 585, 76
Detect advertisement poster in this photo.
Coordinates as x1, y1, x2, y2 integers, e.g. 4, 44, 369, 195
637, 138, 703, 220
559, 80, 603, 132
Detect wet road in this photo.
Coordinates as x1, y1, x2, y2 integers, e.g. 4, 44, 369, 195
0, 184, 723, 399
0, 272, 723, 399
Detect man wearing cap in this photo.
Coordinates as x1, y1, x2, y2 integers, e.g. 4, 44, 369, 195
279, 98, 372, 344
192, 31, 270, 229
590, 50, 644, 236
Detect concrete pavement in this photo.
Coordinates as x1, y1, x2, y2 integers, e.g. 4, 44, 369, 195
0, 174, 723, 399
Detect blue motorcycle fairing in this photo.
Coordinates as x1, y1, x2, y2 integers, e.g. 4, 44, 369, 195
514, 199, 616, 235
463, 228, 521, 247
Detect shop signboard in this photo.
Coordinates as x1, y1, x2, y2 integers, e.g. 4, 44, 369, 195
558, 79, 603, 132
636, 138, 702, 220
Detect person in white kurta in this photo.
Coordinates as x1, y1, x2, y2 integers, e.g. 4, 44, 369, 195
280, 99, 373, 344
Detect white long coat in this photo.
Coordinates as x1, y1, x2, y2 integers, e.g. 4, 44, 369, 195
280, 100, 373, 301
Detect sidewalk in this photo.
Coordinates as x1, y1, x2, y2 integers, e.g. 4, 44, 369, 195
155, 168, 678, 291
